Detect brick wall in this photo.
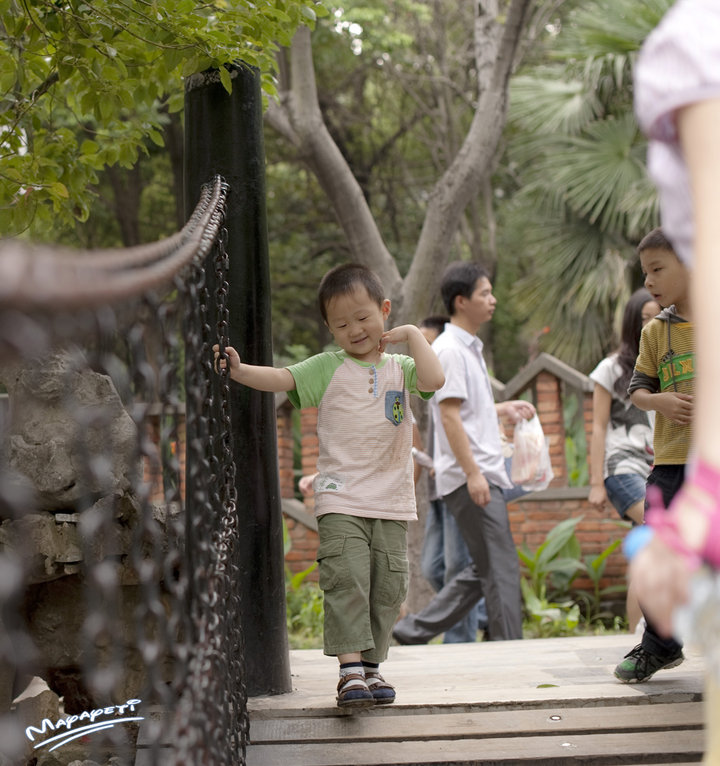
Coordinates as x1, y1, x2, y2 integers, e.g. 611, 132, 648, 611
277, 403, 319, 580
500, 354, 627, 597
276, 395, 295, 499
283, 507, 319, 579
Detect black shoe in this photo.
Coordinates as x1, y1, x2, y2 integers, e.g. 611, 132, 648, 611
614, 644, 684, 683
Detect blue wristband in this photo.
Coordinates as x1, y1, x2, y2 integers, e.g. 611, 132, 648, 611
623, 525, 654, 561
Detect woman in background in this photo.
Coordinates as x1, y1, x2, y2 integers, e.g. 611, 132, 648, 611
589, 288, 660, 630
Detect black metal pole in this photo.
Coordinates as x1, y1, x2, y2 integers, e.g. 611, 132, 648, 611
184, 64, 291, 696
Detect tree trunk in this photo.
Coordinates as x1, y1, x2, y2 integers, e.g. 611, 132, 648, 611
265, 0, 534, 618
402, 0, 532, 321
266, 0, 532, 325
266, 27, 402, 298
106, 164, 143, 247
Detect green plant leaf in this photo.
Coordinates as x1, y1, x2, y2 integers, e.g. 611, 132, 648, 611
290, 561, 318, 590
219, 65, 233, 95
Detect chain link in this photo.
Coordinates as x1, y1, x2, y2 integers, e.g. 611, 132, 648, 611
171, 178, 248, 765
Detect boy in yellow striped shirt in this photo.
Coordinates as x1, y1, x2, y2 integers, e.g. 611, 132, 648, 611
615, 227, 694, 683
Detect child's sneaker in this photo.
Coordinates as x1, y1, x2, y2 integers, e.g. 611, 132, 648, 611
336, 673, 375, 708
613, 644, 684, 683
365, 671, 396, 704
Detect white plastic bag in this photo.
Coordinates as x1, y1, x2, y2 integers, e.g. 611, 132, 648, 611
510, 414, 554, 492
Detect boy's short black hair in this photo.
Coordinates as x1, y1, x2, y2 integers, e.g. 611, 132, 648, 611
440, 261, 489, 315
318, 263, 385, 323
637, 227, 677, 257
419, 315, 449, 335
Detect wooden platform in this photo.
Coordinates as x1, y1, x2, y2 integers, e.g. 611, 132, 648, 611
244, 634, 707, 766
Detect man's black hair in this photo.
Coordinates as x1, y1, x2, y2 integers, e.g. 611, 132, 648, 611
440, 262, 489, 315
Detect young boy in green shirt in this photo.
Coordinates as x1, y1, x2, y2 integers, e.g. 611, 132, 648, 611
215, 263, 444, 707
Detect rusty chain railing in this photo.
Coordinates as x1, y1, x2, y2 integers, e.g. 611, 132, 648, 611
0, 175, 249, 765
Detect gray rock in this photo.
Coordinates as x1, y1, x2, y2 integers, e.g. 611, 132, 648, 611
0, 513, 81, 583
25, 576, 167, 702
0, 493, 141, 585
0, 351, 138, 511
14, 685, 61, 762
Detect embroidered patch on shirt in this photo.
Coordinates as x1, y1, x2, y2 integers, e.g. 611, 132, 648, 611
659, 351, 694, 391
315, 473, 345, 492
385, 390, 405, 426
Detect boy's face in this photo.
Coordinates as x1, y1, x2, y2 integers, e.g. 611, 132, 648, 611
324, 285, 390, 361
640, 247, 689, 309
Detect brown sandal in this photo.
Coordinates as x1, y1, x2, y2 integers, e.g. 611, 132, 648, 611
365, 671, 396, 704
336, 673, 375, 708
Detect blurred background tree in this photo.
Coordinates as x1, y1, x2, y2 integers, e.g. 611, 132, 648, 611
503, 0, 672, 371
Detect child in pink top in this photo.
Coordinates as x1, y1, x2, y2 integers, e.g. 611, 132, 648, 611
631, 2, 720, 759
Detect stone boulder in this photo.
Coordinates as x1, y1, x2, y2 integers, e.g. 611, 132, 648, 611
0, 351, 138, 512
0, 493, 139, 584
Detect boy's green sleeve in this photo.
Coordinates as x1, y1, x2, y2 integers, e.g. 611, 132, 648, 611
286, 352, 343, 409
397, 354, 434, 400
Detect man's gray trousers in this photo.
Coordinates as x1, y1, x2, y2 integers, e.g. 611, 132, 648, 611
394, 484, 523, 642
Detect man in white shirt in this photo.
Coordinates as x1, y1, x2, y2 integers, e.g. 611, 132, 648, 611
394, 262, 533, 642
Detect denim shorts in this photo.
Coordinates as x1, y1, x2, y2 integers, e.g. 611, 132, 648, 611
604, 473, 646, 518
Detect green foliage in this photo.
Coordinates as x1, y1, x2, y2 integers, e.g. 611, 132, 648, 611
0, 0, 325, 234
518, 516, 584, 604
4, 0, 678, 390
573, 537, 626, 624
283, 518, 323, 648
285, 569, 324, 649
260, 0, 484, 358
264, 159, 341, 355
503, 0, 674, 372
300, 0, 483, 274
518, 516, 626, 637
563, 390, 589, 487
521, 578, 581, 638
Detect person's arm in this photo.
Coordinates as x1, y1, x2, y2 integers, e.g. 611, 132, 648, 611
589, 383, 611, 510
675, 97, 720, 551
629, 535, 691, 637
380, 324, 445, 391
213, 345, 295, 393
679, 97, 720, 464
438, 397, 489, 506
495, 400, 535, 423
412, 422, 424, 484
630, 388, 693, 425
298, 473, 318, 497
628, 97, 720, 634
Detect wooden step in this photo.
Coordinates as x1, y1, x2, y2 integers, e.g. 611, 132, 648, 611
135, 636, 708, 765
249, 702, 703, 744
245, 703, 704, 766
246, 730, 703, 766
